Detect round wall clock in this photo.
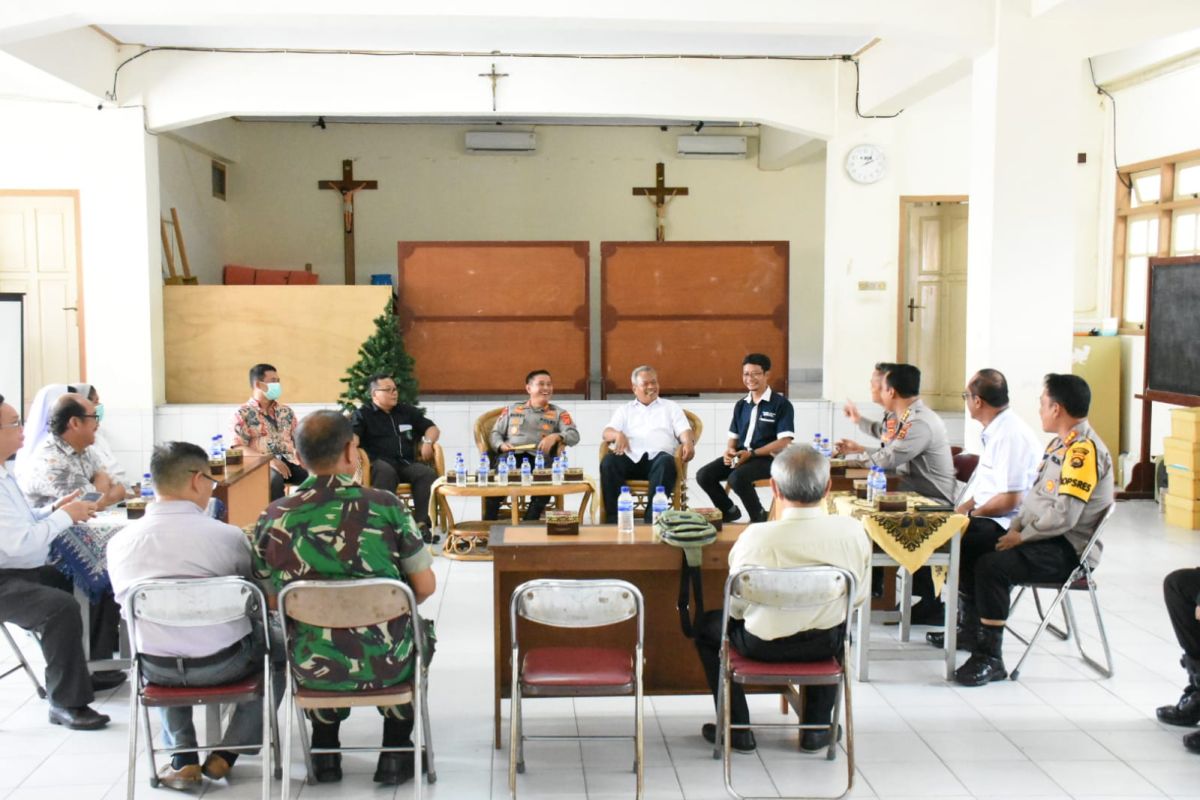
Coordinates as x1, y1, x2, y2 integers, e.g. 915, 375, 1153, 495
845, 143, 887, 184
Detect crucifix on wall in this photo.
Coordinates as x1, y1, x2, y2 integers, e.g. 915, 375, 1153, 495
478, 63, 509, 112
318, 159, 378, 285
632, 162, 689, 242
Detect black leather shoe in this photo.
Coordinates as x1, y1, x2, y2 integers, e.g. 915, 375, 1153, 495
1158, 686, 1200, 727
800, 724, 842, 753
48, 704, 110, 730
954, 653, 1008, 686
90, 670, 128, 691
701, 723, 756, 753
909, 600, 947, 626
374, 752, 414, 785
721, 507, 743, 523
927, 629, 978, 652
1185, 730, 1200, 754
312, 753, 342, 783
750, 510, 770, 523
419, 525, 441, 545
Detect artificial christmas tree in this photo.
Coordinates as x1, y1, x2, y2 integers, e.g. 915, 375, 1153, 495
339, 296, 419, 410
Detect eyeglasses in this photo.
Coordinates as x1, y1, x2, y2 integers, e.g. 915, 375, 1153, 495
0, 419, 22, 430
742, 371, 765, 379
960, 392, 975, 401
189, 469, 220, 489
374, 386, 399, 394
80, 414, 101, 420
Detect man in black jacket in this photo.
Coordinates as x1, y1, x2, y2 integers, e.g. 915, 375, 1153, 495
351, 374, 441, 543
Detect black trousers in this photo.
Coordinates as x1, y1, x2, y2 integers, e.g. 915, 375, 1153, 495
970, 536, 1079, 621
1164, 568, 1200, 659
695, 610, 841, 727
370, 457, 437, 528
483, 453, 548, 522
600, 452, 677, 523
0, 566, 94, 708
696, 456, 773, 519
957, 517, 1008, 598
269, 459, 309, 502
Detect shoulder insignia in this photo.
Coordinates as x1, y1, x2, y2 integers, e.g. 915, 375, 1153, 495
560, 411, 573, 426
1058, 439, 1097, 502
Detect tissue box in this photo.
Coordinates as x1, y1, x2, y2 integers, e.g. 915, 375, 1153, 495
545, 510, 580, 536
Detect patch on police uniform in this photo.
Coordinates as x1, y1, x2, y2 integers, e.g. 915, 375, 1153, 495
561, 411, 573, 425
1044, 479, 1055, 493
1058, 439, 1097, 502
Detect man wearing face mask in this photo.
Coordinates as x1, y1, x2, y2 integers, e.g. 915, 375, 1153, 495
232, 363, 308, 501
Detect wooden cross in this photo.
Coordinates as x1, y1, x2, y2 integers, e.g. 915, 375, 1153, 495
632, 162, 689, 242
318, 159, 378, 285
478, 63, 509, 112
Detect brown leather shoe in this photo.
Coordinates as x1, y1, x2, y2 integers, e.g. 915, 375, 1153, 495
202, 753, 232, 780
157, 763, 202, 790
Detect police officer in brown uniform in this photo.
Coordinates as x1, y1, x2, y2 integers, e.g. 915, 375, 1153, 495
955, 373, 1113, 687
485, 370, 580, 521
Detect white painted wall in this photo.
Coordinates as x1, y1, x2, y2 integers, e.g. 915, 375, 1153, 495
157, 131, 236, 286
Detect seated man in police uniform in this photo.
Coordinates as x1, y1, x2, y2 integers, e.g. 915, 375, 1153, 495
696, 354, 795, 523
835, 363, 958, 623
928, 369, 1041, 651
955, 373, 1113, 686
842, 361, 898, 445
351, 374, 441, 544
485, 369, 579, 521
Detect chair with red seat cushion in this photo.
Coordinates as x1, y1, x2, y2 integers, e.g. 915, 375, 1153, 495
954, 452, 980, 483
1005, 505, 1115, 681
125, 577, 278, 800
509, 579, 644, 799
715, 565, 858, 800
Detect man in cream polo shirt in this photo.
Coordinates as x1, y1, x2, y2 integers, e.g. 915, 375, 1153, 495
600, 365, 695, 523
692, 444, 870, 754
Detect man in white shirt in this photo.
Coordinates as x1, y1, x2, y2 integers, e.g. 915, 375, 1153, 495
108, 441, 281, 790
0, 394, 110, 731
693, 444, 870, 754
600, 365, 695, 523
928, 369, 1041, 651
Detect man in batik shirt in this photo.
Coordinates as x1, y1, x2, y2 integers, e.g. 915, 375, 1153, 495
233, 363, 306, 501
253, 410, 436, 787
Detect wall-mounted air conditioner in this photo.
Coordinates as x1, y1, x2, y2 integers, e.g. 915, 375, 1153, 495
676, 135, 748, 159
465, 131, 537, 154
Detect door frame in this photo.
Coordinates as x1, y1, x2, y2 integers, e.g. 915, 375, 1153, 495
0, 189, 87, 381
895, 194, 968, 362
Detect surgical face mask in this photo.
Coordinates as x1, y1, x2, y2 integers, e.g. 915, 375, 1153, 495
264, 383, 282, 401
94, 403, 105, 422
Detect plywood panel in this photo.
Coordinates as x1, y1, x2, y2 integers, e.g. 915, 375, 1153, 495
600, 241, 788, 397
397, 241, 590, 395
164, 285, 391, 403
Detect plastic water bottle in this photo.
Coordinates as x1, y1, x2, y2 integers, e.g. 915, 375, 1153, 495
812, 432, 822, 450
216, 434, 226, 455
551, 457, 564, 486
454, 453, 467, 485
652, 485, 670, 527
477, 455, 489, 486
534, 451, 545, 471
617, 487, 636, 538
559, 449, 569, 471
870, 467, 886, 503
506, 452, 517, 473
141, 473, 155, 502
866, 467, 877, 503
520, 459, 533, 486
820, 437, 832, 458
496, 459, 509, 486
210, 435, 223, 460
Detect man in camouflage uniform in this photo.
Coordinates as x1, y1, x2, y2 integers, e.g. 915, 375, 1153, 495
955, 373, 1113, 687
485, 369, 580, 521
254, 410, 436, 786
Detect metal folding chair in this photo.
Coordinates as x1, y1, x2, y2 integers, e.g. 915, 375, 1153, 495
715, 566, 857, 800
277, 577, 435, 800
509, 579, 645, 800
124, 577, 278, 800
1006, 505, 1117, 681
0, 624, 46, 698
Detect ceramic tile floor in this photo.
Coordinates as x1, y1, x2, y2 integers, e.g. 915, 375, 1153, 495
2, 499, 1200, 799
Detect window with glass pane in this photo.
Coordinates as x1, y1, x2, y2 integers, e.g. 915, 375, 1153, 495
1177, 162, 1200, 199
1174, 211, 1200, 256
1124, 215, 1158, 325
1131, 170, 1161, 208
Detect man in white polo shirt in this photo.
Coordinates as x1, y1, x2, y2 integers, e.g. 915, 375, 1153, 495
108, 441, 282, 790
600, 365, 695, 523
928, 369, 1041, 651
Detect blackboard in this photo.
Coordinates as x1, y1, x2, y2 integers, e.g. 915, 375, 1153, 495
1146, 256, 1200, 403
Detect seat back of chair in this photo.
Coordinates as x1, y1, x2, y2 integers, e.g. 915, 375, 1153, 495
723, 566, 857, 642
126, 578, 269, 667
510, 579, 644, 651
1075, 504, 1116, 570
953, 452, 980, 483
356, 447, 372, 485
474, 407, 507, 457
279, 578, 414, 629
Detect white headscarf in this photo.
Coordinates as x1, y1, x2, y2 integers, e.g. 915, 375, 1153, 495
14, 383, 71, 473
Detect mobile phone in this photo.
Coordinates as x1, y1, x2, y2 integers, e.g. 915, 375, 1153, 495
81, 491, 103, 502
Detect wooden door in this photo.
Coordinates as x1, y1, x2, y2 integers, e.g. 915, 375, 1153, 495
0, 194, 82, 413
900, 200, 968, 411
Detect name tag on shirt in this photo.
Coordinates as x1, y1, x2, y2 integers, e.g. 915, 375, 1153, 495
397, 424, 413, 433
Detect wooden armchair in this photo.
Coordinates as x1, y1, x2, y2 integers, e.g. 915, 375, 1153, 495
597, 409, 703, 521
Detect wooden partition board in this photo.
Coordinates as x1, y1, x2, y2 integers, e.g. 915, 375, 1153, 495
163, 285, 391, 403
600, 241, 788, 397
397, 241, 590, 395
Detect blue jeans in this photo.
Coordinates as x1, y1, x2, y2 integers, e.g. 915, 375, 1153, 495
140, 616, 285, 766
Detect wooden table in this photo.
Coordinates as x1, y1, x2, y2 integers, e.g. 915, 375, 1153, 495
490, 522, 746, 746
432, 478, 597, 561
214, 455, 271, 529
